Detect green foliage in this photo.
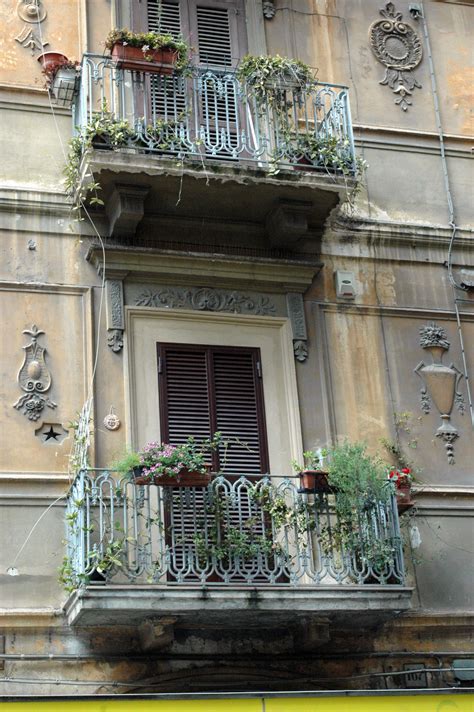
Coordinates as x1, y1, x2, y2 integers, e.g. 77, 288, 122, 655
323, 442, 395, 572
237, 54, 316, 102
111, 450, 141, 477
327, 441, 389, 503
291, 448, 328, 473
105, 28, 189, 70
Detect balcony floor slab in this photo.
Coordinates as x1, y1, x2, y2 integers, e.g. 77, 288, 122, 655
65, 584, 413, 628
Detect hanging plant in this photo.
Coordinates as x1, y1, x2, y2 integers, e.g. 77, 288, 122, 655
236, 54, 316, 102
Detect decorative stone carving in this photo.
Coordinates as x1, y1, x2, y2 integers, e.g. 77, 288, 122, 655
134, 287, 276, 316
286, 293, 308, 363
369, 2, 422, 111
34, 422, 68, 444
263, 1, 276, 19
293, 340, 308, 363
13, 325, 57, 421
15, 26, 48, 54
106, 279, 124, 353
414, 322, 465, 465
103, 408, 121, 431
17, 0, 47, 23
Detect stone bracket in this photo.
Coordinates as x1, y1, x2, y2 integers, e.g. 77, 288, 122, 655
266, 200, 312, 248
106, 279, 125, 353
294, 618, 330, 651
106, 183, 149, 238
287, 292, 308, 362
138, 617, 176, 652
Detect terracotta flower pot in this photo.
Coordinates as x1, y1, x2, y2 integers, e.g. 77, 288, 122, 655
37, 51, 69, 73
298, 470, 331, 493
111, 44, 178, 75
396, 482, 415, 513
133, 465, 212, 488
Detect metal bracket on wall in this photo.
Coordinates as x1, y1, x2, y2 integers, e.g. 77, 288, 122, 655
286, 293, 308, 362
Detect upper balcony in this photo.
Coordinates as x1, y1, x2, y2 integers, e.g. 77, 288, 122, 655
63, 470, 411, 629
71, 55, 356, 250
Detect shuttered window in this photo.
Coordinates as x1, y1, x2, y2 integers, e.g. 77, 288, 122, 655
144, 0, 246, 68
157, 343, 269, 475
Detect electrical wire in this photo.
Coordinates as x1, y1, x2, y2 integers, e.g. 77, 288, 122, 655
416, 2, 473, 427
0, 667, 472, 688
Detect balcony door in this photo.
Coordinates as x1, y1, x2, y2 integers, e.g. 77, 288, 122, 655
157, 342, 269, 474
132, 0, 248, 159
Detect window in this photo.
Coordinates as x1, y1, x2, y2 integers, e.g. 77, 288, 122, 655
157, 343, 269, 474
141, 0, 247, 68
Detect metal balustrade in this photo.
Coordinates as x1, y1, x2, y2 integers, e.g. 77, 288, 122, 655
65, 470, 405, 588
73, 55, 355, 173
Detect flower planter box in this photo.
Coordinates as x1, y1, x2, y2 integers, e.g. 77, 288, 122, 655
111, 44, 178, 75
132, 465, 212, 488
298, 470, 332, 493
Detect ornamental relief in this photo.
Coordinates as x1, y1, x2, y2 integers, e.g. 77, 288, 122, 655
133, 287, 277, 316
414, 322, 465, 466
13, 325, 57, 421
369, 2, 423, 111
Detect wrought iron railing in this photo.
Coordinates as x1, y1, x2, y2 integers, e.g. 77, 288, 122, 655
65, 470, 405, 588
73, 54, 355, 173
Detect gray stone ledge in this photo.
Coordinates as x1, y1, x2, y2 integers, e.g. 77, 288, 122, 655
65, 585, 413, 627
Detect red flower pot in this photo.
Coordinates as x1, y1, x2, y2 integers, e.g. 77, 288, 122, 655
396, 482, 415, 513
299, 470, 331, 493
37, 52, 69, 73
111, 44, 178, 74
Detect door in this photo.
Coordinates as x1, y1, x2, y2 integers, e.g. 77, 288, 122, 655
133, 0, 248, 159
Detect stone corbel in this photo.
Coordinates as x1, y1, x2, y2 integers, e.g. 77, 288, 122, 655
266, 200, 312, 249
286, 293, 308, 362
106, 183, 149, 238
106, 279, 125, 353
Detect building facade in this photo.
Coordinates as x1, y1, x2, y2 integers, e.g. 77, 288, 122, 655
0, 0, 473, 696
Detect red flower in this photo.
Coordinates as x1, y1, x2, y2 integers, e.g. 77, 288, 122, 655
401, 468, 411, 474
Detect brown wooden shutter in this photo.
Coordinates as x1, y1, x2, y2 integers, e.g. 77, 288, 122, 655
157, 343, 269, 474
147, 0, 181, 36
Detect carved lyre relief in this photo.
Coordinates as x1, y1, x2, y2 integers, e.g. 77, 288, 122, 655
13, 325, 57, 421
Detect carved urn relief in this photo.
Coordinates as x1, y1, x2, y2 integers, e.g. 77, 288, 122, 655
414, 323, 465, 465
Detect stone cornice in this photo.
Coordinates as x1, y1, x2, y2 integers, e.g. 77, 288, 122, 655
87, 245, 322, 293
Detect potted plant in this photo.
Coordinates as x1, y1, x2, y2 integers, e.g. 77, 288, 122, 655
38, 52, 80, 107
112, 434, 221, 487
237, 54, 316, 99
325, 442, 397, 579
105, 29, 189, 75
388, 467, 415, 513
292, 448, 330, 492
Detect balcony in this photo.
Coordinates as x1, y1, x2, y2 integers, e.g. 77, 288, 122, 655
72, 55, 356, 248
64, 471, 412, 627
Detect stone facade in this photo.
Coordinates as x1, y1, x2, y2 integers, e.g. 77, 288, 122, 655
0, 0, 472, 696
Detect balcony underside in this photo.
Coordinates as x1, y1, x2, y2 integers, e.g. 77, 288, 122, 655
65, 584, 412, 627
81, 149, 350, 250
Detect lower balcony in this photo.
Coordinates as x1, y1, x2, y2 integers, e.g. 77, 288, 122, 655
63, 471, 412, 627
